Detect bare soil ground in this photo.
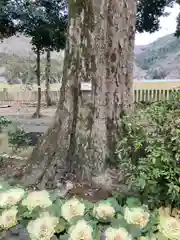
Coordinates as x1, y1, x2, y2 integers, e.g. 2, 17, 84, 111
0, 103, 56, 132
0, 156, 115, 202
0, 103, 56, 181
0, 103, 121, 202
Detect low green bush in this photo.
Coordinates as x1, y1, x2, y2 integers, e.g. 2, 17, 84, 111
8, 126, 30, 149
0, 181, 180, 239
0, 117, 29, 149
0, 117, 12, 132
117, 91, 180, 208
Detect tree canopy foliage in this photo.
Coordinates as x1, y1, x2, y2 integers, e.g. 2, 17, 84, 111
136, 0, 174, 33
8, 0, 67, 52
0, 0, 16, 39
175, 0, 180, 37
0, 0, 178, 44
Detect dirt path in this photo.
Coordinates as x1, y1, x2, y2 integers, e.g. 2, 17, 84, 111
0, 103, 56, 132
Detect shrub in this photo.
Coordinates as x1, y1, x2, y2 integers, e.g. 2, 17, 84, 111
0, 117, 12, 132
0, 181, 180, 239
8, 126, 30, 149
117, 91, 180, 208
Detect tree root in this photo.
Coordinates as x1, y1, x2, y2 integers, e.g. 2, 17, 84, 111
18, 109, 71, 188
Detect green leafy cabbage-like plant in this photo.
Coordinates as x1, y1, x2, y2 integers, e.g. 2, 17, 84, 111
0, 181, 180, 239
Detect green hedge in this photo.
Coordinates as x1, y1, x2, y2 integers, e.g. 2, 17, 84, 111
0, 181, 180, 239
117, 91, 180, 208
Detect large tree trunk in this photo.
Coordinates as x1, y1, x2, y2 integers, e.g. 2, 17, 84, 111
32, 48, 41, 118
45, 49, 52, 106
20, 0, 136, 189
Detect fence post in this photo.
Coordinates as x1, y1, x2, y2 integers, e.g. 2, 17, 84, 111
3, 88, 8, 103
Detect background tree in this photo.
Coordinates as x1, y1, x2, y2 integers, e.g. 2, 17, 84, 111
41, 0, 67, 106
175, 0, 180, 37
136, 0, 174, 33
8, 0, 67, 115
8, 0, 47, 117
0, 0, 16, 40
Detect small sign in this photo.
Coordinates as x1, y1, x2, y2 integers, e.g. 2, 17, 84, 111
81, 82, 92, 91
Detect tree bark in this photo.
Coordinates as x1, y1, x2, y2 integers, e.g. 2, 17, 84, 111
32, 48, 41, 118
20, 0, 137, 189
45, 49, 52, 106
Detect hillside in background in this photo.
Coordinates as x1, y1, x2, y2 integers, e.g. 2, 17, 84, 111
135, 34, 180, 79
0, 35, 64, 84
1, 34, 180, 83
0, 35, 147, 83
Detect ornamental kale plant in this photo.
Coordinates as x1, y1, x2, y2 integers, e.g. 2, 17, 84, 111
0, 181, 180, 239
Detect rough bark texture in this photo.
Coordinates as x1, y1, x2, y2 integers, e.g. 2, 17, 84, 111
32, 48, 41, 118
45, 49, 52, 106
20, 0, 137, 189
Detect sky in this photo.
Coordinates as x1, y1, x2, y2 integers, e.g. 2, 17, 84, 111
135, 3, 180, 45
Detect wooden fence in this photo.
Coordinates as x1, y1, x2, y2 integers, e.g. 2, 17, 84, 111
0, 81, 180, 104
